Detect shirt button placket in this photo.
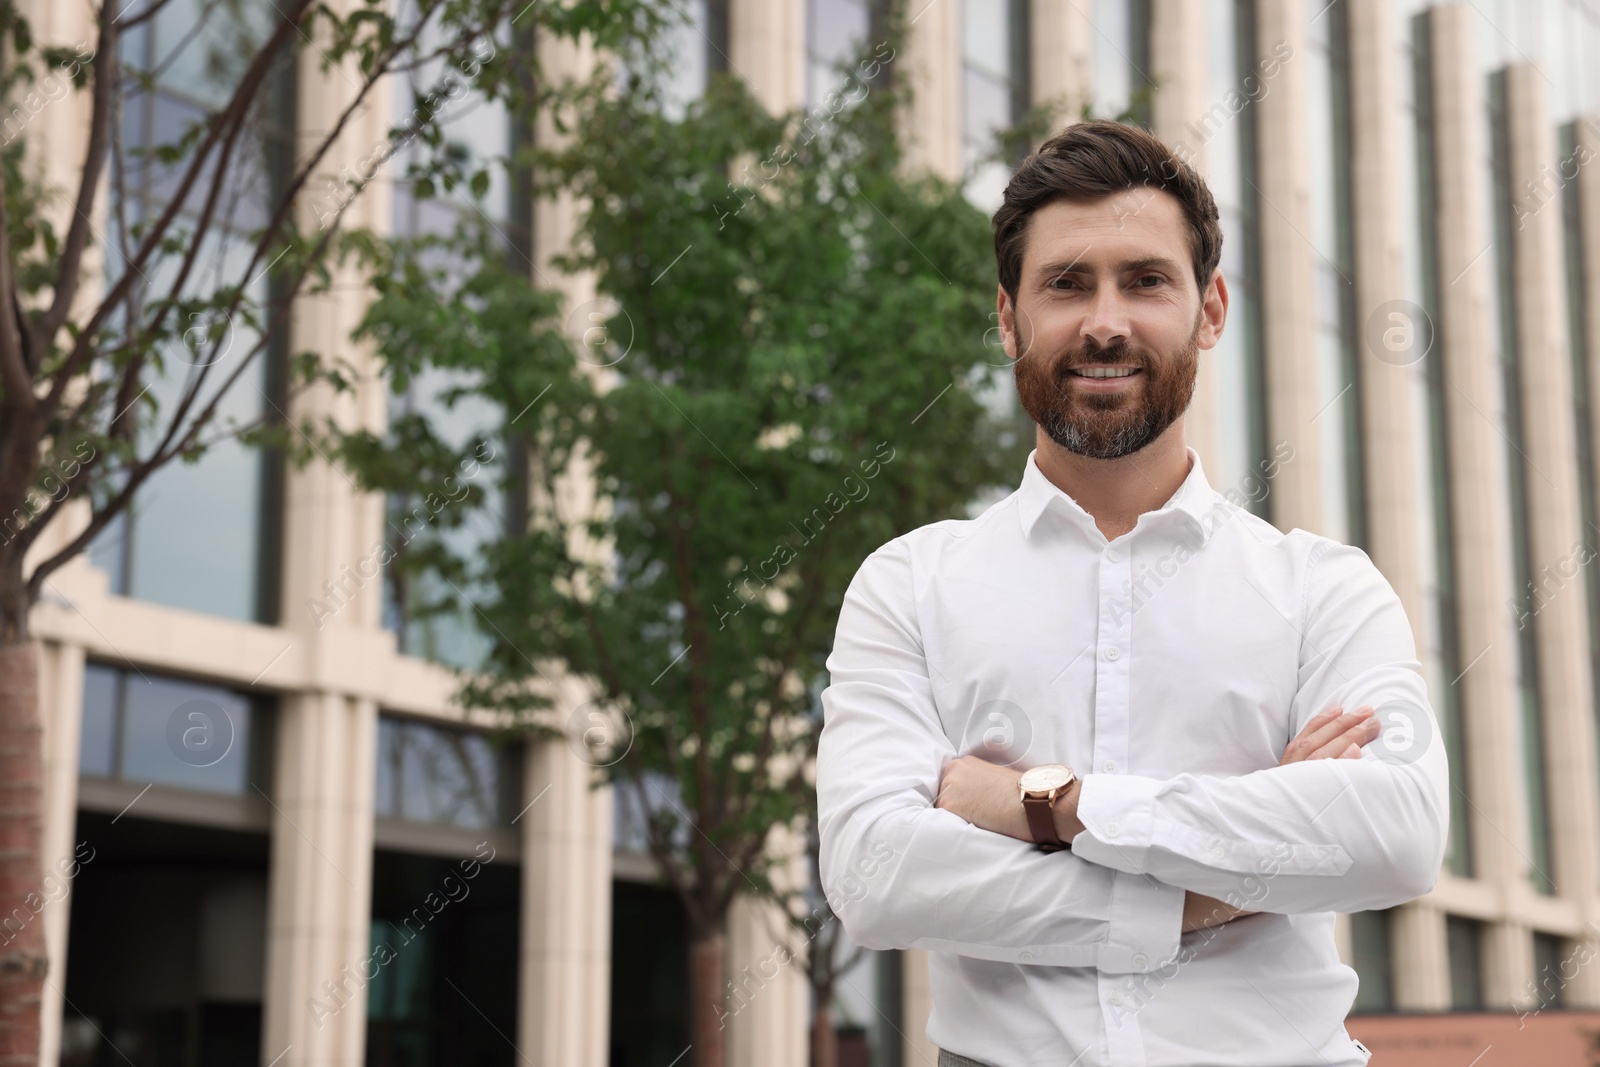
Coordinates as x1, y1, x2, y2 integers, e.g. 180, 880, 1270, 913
1093, 542, 1133, 785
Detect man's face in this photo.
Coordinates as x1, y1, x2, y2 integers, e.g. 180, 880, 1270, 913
997, 189, 1226, 460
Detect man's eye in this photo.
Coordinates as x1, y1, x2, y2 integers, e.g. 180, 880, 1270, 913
1051, 277, 1079, 290
1134, 275, 1162, 288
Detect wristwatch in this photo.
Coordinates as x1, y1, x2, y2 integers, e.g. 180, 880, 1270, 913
1019, 763, 1077, 852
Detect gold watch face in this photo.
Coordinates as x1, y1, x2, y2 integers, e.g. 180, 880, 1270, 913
1019, 763, 1074, 795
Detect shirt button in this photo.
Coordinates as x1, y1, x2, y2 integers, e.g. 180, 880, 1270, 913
1020, 950, 1034, 961
1106, 547, 1121, 562
1109, 991, 1126, 1007
1102, 760, 1117, 773
1105, 822, 1121, 838
1211, 843, 1226, 859
1104, 646, 1121, 661
1132, 953, 1149, 969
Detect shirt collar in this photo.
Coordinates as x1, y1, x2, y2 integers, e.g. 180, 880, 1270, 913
1015, 445, 1226, 544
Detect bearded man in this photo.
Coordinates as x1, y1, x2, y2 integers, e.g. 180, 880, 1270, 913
816, 120, 1446, 1067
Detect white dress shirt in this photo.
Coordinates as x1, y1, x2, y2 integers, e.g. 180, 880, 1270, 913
817, 446, 1448, 1067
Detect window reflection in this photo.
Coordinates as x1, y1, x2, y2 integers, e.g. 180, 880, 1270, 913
374, 715, 518, 829
89, 0, 293, 624
1203, 0, 1268, 513
381, 3, 516, 670
1307, 0, 1363, 547
807, 0, 872, 108
78, 662, 267, 796
962, 0, 1029, 211
1349, 908, 1394, 1013
1406, 5, 1473, 877
1446, 916, 1485, 1011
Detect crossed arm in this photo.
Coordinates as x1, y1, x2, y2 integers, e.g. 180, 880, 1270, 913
816, 539, 1449, 968
935, 703, 1382, 932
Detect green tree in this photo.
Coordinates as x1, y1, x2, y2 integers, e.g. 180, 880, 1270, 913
0, 1, 654, 1058
335, 15, 1030, 1064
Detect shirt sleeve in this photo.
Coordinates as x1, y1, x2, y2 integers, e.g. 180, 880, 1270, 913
817, 539, 1185, 973
1068, 539, 1449, 914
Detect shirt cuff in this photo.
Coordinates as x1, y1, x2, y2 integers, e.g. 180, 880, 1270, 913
1094, 869, 1184, 973
1070, 773, 1163, 875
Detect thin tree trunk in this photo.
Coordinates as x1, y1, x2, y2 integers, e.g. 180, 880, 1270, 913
810, 995, 838, 1067
690, 925, 728, 1067
0, 639, 44, 1067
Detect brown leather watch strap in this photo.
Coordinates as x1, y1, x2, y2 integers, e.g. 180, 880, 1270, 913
1022, 794, 1066, 852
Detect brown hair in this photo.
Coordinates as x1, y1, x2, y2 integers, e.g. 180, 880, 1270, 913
993, 120, 1223, 300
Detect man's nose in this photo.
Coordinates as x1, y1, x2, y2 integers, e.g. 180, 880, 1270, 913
1081, 285, 1131, 350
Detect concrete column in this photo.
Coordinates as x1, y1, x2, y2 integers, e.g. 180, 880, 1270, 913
282, 3, 394, 636
1029, 0, 1093, 131
517, 737, 612, 1067
901, 948, 937, 1066
1345, 0, 1425, 628
1391, 902, 1451, 1011
730, 0, 805, 115
897, 0, 962, 181
1487, 921, 1536, 1011
1250, 0, 1323, 534
1148, 0, 1221, 478
726, 892, 808, 1067
260, 692, 378, 1067
1504, 63, 1600, 922
1574, 114, 1600, 1010
1149, 0, 1205, 151
35, 638, 85, 1067
1426, 3, 1529, 955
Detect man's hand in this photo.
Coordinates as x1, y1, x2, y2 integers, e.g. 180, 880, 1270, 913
1183, 703, 1382, 931
942, 706, 1382, 927
1280, 704, 1378, 765
1183, 892, 1255, 932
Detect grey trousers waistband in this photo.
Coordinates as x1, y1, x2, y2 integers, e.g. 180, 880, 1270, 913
938, 1051, 995, 1067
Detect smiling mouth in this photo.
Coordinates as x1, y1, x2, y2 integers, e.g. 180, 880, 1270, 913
1069, 366, 1141, 379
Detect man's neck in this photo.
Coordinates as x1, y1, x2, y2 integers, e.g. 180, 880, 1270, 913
1033, 421, 1192, 542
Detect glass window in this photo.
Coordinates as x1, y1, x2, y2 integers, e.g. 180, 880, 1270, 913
1088, 0, 1151, 125
79, 663, 119, 778
1307, 0, 1363, 547
1409, 5, 1473, 878
807, 0, 872, 108
1533, 932, 1567, 1009
383, 4, 518, 670
610, 882, 690, 1065
88, 0, 293, 624
366, 850, 520, 1065
1446, 916, 1485, 1011
1552, 0, 1600, 122
79, 662, 268, 796
1204, 0, 1268, 515
658, 0, 714, 119
1562, 118, 1600, 839
1488, 69, 1556, 895
1349, 909, 1395, 1013
962, 0, 1029, 211
374, 715, 519, 829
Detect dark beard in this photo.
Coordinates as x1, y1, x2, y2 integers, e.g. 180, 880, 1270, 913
1012, 317, 1200, 460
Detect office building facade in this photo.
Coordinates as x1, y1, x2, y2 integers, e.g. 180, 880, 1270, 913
20, 0, 1600, 1064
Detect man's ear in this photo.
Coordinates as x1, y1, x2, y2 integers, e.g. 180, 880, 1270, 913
997, 285, 1022, 363
1196, 268, 1229, 351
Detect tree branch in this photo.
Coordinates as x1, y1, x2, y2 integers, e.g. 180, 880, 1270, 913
35, 7, 117, 349
36, 0, 312, 421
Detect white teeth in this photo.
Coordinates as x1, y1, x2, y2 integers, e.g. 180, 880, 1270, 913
1074, 367, 1138, 379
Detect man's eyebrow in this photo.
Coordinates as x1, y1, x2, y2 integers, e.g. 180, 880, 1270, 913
1033, 254, 1184, 279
